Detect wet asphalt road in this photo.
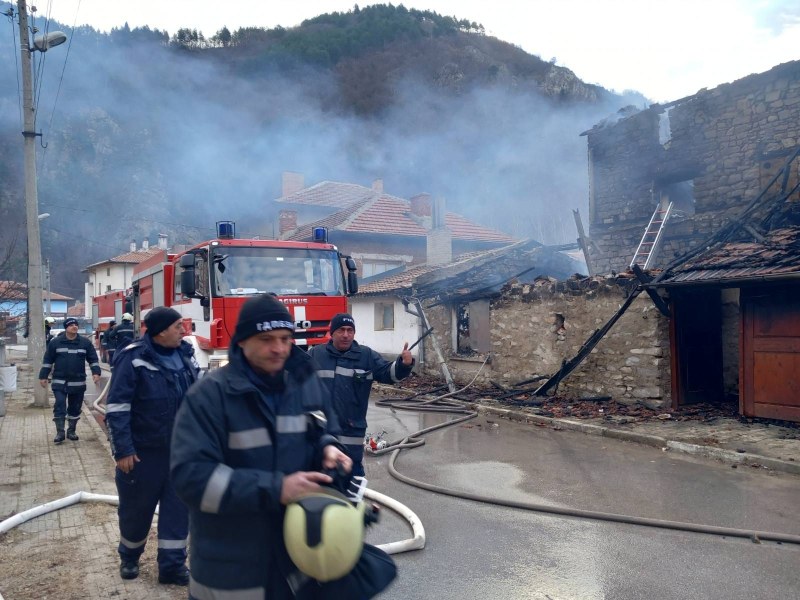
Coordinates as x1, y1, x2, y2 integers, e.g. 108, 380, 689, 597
362, 400, 800, 600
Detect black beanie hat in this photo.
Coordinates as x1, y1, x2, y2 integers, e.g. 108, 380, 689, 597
144, 307, 182, 337
63, 317, 79, 328
329, 313, 355, 334
233, 294, 294, 344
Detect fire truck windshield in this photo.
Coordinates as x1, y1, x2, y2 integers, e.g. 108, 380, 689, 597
211, 246, 345, 297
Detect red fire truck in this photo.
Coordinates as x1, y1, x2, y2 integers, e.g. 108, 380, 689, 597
129, 222, 357, 369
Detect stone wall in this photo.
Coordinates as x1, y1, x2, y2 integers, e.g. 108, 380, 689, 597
422, 276, 672, 407
586, 60, 800, 274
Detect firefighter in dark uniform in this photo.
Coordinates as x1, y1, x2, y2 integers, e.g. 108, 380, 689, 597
171, 294, 396, 599
38, 317, 101, 444
308, 313, 414, 477
107, 312, 135, 365
105, 307, 199, 586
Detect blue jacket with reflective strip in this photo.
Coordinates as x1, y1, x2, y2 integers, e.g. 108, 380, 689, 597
170, 343, 343, 596
38, 333, 101, 391
308, 340, 414, 435
105, 335, 199, 460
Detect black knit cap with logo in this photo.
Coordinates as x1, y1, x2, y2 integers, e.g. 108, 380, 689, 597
144, 307, 182, 337
329, 313, 355, 334
233, 294, 295, 344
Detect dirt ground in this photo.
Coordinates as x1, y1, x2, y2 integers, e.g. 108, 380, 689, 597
0, 501, 185, 600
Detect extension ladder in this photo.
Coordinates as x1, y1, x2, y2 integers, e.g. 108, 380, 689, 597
630, 201, 673, 270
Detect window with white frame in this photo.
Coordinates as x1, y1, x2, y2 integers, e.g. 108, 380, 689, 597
374, 302, 395, 331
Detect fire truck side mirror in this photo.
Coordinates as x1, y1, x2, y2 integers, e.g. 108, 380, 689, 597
344, 257, 358, 294
179, 254, 197, 298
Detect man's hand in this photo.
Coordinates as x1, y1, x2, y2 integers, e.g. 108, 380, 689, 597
322, 445, 352, 473
400, 341, 413, 366
116, 454, 140, 474
39, 379, 48, 388
280, 471, 333, 505
92, 373, 101, 385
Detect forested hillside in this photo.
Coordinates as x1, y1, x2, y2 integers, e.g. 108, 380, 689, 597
0, 2, 644, 300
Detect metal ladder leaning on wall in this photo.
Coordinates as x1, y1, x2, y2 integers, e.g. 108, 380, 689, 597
630, 201, 673, 270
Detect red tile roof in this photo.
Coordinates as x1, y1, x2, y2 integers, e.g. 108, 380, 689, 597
110, 248, 164, 263
83, 248, 163, 271
0, 281, 73, 301
277, 181, 380, 208
67, 302, 85, 316
287, 196, 514, 243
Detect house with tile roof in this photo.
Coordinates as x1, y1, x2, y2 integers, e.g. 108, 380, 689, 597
274, 172, 515, 278
81, 236, 168, 319
0, 281, 73, 317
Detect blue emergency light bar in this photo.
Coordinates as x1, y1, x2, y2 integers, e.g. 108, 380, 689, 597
313, 227, 328, 243
217, 221, 235, 239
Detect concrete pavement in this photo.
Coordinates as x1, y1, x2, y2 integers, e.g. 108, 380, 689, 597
0, 346, 798, 599
0, 348, 184, 600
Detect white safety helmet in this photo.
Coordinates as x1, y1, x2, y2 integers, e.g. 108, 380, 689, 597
44, 317, 56, 325
122, 312, 133, 321
283, 488, 366, 582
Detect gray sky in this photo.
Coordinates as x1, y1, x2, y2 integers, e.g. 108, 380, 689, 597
40, 0, 800, 103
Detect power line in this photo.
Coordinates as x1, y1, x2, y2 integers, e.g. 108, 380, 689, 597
41, 0, 80, 174
4, 5, 24, 130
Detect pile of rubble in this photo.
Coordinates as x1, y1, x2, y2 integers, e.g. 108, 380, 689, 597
394, 372, 747, 424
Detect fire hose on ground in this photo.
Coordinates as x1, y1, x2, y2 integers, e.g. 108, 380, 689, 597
90, 367, 425, 553
368, 374, 800, 547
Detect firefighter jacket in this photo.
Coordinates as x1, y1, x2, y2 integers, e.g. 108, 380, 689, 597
105, 335, 199, 460
170, 343, 344, 598
308, 340, 414, 435
108, 320, 135, 351
38, 333, 101, 392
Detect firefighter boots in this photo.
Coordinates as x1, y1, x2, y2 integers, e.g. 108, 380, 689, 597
158, 566, 190, 586
53, 419, 66, 445
120, 560, 139, 580
67, 421, 79, 441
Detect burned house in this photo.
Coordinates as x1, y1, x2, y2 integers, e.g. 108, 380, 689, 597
403, 60, 800, 422
583, 60, 800, 274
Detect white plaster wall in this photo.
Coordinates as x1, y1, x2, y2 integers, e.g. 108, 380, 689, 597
350, 297, 422, 360
87, 264, 135, 298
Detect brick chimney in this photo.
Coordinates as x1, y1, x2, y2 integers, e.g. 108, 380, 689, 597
410, 193, 432, 217
279, 210, 298, 235
157, 234, 168, 250
426, 197, 452, 266
129, 240, 136, 252
282, 171, 305, 197
372, 179, 383, 193
142, 240, 149, 250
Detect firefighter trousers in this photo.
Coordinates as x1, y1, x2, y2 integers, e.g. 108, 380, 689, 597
115, 447, 188, 574
52, 388, 84, 422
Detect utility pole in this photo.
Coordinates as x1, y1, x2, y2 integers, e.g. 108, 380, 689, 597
18, 0, 47, 406
16, 2, 65, 406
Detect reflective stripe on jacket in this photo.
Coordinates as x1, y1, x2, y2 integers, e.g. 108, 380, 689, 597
38, 333, 101, 391
308, 340, 413, 435
105, 336, 199, 459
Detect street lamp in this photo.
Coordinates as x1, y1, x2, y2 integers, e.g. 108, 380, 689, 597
17, 0, 66, 407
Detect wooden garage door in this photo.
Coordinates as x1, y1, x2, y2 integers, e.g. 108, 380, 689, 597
741, 285, 800, 422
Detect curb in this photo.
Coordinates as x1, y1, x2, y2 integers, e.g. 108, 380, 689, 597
469, 403, 800, 476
